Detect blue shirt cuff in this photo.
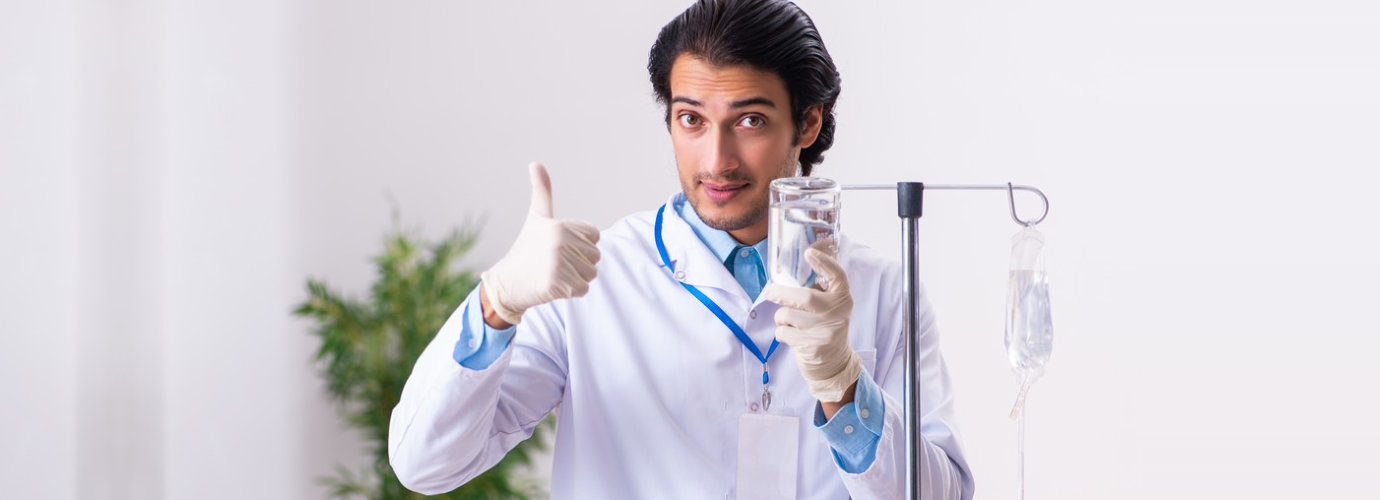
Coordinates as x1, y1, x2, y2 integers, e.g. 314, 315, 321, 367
452, 285, 518, 370
813, 368, 885, 473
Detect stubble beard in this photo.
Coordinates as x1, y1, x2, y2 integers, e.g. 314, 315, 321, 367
682, 151, 800, 232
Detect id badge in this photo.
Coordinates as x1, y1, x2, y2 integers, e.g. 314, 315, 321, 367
736, 413, 799, 500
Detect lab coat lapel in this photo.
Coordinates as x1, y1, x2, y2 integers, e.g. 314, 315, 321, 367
657, 195, 751, 302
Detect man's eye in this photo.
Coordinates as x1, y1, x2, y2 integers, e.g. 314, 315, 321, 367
678, 114, 701, 127
739, 115, 764, 128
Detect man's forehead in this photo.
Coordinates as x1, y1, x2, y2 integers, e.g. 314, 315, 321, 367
668, 54, 788, 106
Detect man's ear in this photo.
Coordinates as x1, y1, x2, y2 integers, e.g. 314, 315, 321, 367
797, 104, 824, 149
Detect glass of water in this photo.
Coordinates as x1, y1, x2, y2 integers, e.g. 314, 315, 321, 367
768, 177, 841, 288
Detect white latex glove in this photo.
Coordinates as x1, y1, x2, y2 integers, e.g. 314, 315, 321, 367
760, 245, 862, 403
480, 162, 601, 325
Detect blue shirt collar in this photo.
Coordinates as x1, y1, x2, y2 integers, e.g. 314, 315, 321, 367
673, 195, 769, 263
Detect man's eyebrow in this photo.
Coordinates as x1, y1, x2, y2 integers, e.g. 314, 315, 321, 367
669, 96, 777, 108
731, 97, 776, 109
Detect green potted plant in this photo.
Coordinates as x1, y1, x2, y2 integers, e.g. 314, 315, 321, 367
295, 223, 549, 499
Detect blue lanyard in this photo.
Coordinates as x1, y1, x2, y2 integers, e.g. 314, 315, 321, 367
655, 204, 779, 386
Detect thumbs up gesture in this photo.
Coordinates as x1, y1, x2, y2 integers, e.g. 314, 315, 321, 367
480, 162, 602, 326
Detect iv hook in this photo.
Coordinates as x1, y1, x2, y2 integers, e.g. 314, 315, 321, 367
1007, 183, 1049, 227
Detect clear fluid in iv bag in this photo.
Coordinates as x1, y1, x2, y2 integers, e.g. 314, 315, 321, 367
768, 199, 838, 288
1005, 269, 1053, 377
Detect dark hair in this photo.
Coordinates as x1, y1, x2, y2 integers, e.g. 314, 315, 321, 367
648, 0, 841, 176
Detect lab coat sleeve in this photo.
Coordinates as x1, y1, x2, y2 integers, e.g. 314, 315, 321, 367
835, 282, 975, 500
388, 285, 568, 495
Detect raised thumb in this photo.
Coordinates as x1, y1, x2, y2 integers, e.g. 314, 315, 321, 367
528, 161, 554, 218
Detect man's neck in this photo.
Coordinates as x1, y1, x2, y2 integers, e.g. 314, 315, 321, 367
727, 223, 767, 246
674, 195, 768, 260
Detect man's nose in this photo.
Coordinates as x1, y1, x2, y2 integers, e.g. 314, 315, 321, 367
702, 128, 740, 177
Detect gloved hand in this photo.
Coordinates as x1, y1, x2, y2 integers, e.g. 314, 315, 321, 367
480, 162, 601, 325
760, 245, 862, 403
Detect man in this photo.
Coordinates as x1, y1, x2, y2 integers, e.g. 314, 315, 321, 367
388, 1, 972, 498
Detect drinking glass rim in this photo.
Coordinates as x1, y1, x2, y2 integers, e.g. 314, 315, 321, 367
770, 176, 839, 194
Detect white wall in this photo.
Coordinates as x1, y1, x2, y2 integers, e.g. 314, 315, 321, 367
3, 0, 1378, 498
2, 2, 79, 498
3, 1, 341, 499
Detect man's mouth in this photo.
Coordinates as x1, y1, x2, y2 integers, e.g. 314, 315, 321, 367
702, 182, 747, 202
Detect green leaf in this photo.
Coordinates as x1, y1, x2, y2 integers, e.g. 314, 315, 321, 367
295, 218, 549, 500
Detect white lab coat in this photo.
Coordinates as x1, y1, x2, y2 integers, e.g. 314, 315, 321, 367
389, 193, 974, 499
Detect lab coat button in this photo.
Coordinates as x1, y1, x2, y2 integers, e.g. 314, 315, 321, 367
843, 425, 854, 435
750, 402, 759, 412
749, 310, 757, 319
674, 270, 686, 281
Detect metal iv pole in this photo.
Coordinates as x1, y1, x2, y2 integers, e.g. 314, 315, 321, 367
841, 182, 1050, 500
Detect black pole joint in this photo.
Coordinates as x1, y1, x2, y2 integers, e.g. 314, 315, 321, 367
897, 182, 924, 218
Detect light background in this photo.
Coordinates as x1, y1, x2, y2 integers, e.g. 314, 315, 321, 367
3, 0, 1378, 498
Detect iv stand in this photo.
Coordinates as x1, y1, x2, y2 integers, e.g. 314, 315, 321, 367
841, 182, 1049, 500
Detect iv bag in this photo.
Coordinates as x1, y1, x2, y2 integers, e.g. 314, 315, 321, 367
1006, 226, 1052, 419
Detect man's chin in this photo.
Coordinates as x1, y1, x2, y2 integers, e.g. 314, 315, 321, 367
695, 205, 757, 233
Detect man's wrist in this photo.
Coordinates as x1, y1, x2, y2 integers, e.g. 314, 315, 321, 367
479, 283, 515, 330
820, 379, 859, 419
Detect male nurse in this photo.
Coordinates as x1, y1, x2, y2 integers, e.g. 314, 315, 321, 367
389, 1, 973, 498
